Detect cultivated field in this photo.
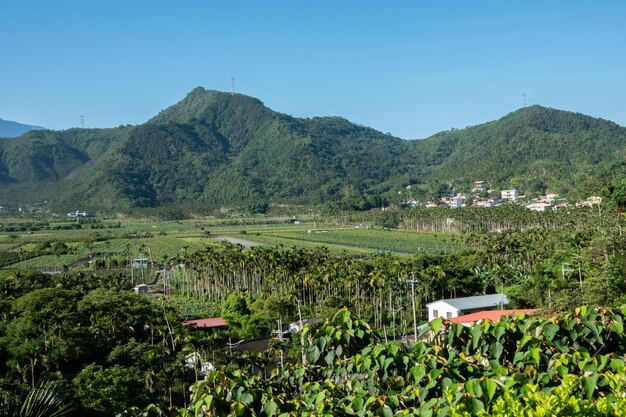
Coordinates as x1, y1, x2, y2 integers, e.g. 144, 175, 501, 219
0, 215, 463, 272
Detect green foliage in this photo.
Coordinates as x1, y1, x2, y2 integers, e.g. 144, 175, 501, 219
0, 381, 73, 417
133, 305, 626, 417
73, 365, 150, 415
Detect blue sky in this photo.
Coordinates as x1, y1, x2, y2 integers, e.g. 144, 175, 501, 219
1, 1, 625, 139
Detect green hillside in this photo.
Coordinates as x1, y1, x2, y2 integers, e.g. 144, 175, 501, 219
416, 105, 626, 197
0, 88, 624, 212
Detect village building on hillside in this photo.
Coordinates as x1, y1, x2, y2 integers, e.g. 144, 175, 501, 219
578, 196, 603, 208
501, 189, 520, 201
471, 181, 488, 193
426, 294, 509, 321
526, 202, 552, 212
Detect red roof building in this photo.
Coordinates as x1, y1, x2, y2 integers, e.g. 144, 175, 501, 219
448, 309, 539, 325
182, 317, 228, 329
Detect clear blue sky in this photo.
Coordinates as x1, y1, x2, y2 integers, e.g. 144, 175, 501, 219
1, 1, 625, 139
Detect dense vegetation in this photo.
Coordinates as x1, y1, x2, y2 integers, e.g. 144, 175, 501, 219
1, 88, 625, 212
1, 201, 625, 415
126, 305, 626, 416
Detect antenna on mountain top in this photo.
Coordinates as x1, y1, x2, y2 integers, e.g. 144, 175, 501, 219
522, 92, 527, 108
80, 115, 84, 129
230, 78, 235, 95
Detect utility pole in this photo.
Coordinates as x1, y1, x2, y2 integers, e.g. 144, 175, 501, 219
407, 272, 418, 343
272, 319, 289, 369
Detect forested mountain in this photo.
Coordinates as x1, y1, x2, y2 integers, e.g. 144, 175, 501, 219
0, 88, 624, 212
0, 118, 46, 138
417, 105, 626, 198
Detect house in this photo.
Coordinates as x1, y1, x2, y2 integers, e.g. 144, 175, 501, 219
132, 258, 149, 269
67, 210, 95, 219
448, 309, 539, 326
133, 284, 149, 294
526, 202, 552, 212
577, 196, 603, 208
472, 181, 488, 193
426, 293, 509, 321
448, 195, 464, 209
545, 192, 558, 203
182, 317, 228, 330
501, 189, 519, 201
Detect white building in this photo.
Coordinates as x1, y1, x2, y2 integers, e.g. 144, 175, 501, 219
67, 210, 95, 219
472, 181, 488, 193
426, 294, 509, 321
501, 189, 519, 201
577, 196, 603, 208
133, 284, 149, 294
448, 196, 464, 208
526, 202, 552, 212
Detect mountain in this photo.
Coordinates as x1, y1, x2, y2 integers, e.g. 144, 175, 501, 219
0, 118, 46, 138
414, 105, 626, 198
0, 88, 624, 212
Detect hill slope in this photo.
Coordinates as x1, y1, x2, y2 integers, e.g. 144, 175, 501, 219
415, 105, 626, 197
0, 89, 624, 212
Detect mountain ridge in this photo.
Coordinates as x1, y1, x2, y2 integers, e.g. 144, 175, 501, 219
0, 89, 624, 212
0, 118, 47, 138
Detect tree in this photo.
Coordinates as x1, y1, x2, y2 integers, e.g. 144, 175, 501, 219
73, 364, 149, 416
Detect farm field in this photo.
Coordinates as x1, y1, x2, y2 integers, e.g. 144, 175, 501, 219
245, 227, 463, 254
0, 216, 463, 270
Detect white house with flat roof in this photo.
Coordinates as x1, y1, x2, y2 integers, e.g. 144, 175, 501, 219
426, 293, 509, 321
501, 189, 519, 201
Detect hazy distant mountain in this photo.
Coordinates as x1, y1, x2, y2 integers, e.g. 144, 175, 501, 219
0, 88, 624, 212
0, 118, 46, 138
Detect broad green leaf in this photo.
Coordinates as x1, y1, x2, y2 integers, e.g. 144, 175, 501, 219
542, 323, 559, 341
582, 374, 598, 399
263, 401, 278, 416
481, 378, 497, 402
471, 324, 482, 350
609, 320, 623, 335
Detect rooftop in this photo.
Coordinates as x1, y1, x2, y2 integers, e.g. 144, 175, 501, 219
449, 309, 539, 324
427, 293, 509, 311
182, 317, 227, 329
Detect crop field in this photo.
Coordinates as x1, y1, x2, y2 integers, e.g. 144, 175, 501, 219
212, 226, 464, 255
0, 216, 464, 270
88, 235, 211, 260
8, 254, 84, 270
